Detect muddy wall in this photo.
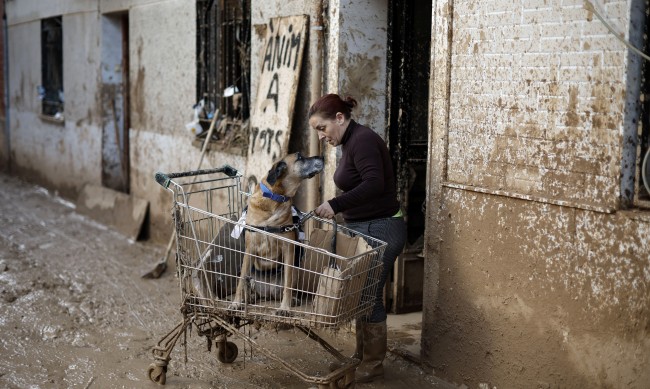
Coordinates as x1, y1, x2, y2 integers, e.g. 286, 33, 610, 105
3, 0, 390, 242
321, 0, 388, 204
4, 1, 250, 243
126, 0, 221, 242
6, 2, 102, 198
423, 0, 650, 387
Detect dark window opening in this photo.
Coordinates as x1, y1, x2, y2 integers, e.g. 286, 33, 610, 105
196, 0, 251, 153
638, 0, 650, 203
41, 16, 63, 118
388, 0, 431, 248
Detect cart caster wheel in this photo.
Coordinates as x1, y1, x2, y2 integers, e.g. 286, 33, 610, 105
217, 341, 238, 363
148, 363, 167, 385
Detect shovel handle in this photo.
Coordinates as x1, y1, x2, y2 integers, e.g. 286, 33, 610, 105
155, 165, 240, 188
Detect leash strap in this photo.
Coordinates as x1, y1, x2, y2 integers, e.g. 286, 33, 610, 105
248, 224, 298, 234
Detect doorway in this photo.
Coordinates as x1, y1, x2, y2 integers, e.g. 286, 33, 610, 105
387, 0, 432, 313
101, 13, 130, 193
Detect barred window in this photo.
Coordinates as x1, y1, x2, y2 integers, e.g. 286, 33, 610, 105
632, 0, 650, 206
41, 16, 63, 118
196, 0, 250, 124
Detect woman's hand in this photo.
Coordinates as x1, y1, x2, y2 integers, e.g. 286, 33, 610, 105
314, 201, 335, 219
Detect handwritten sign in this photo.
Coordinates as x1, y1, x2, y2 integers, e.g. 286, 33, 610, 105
246, 15, 308, 190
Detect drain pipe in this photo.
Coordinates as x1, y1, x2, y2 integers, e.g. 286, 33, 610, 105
307, 1, 324, 212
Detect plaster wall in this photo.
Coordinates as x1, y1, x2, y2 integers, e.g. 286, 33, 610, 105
426, 189, 650, 388
321, 0, 388, 205
6, 8, 102, 197
127, 0, 247, 242
423, 0, 650, 387
446, 0, 626, 209
336, 0, 388, 137
4, 0, 249, 241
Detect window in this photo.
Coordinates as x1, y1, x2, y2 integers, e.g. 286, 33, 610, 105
618, 0, 650, 208
196, 0, 251, 126
633, 0, 650, 207
41, 16, 63, 118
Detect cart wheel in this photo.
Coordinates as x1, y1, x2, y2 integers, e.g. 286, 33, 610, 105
147, 363, 167, 385
217, 341, 238, 363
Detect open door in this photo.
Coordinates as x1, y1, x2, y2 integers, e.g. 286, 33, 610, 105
101, 13, 130, 193
387, 0, 432, 313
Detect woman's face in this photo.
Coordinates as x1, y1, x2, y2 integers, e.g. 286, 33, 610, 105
309, 112, 345, 147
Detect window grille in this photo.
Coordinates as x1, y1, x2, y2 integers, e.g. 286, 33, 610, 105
635, 0, 650, 205
196, 0, 250, 122
41, 16, 63, 117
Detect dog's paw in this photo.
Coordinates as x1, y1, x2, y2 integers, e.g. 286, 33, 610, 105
227, 301, 245, 311
275, 306, 294, 317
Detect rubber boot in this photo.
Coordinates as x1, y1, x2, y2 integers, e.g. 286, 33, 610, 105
355, 320, 387, 383
329, 320, 364, 371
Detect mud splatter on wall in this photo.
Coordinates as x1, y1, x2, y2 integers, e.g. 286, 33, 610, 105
424, 0, 650, 387
426, 189, 650, 388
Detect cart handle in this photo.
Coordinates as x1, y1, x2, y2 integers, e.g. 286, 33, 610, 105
155, 165, 240, 188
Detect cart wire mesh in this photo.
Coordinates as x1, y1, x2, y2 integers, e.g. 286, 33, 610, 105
157, 166, 386, 330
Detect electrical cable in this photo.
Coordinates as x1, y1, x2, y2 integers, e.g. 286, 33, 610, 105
584, 0, 650, 62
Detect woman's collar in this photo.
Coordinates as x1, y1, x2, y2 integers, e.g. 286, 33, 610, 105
339, 119, 356, 145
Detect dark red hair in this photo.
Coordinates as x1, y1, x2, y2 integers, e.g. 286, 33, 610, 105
308, 94, 358, 120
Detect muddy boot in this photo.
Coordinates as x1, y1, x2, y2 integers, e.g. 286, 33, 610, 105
355, 321, 387, 383
329, 320, 364, 371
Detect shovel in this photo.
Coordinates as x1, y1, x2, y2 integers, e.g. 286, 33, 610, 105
141, 110, 221, 279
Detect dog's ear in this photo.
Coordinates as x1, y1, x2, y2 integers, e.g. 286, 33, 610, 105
266, 161, 287, 185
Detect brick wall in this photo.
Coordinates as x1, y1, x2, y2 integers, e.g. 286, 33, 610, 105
446, 0, 628, 209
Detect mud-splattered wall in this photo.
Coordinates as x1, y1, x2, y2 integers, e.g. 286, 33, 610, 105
127, 1, 219, 242
426, 189, 650, 387
322, 0, 388, 204
4, 1, 250, 243
6, 4, 102, 198
336, 0, 388, 137
447, 1, 624, 208
423, 0, 650, 387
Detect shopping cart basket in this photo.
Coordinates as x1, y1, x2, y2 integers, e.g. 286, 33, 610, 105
147, 166, 386, 387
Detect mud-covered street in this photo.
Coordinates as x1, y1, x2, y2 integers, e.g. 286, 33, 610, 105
0, 173, 448, 389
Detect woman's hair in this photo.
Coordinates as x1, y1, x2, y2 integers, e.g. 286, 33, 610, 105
308, 94, 358, 120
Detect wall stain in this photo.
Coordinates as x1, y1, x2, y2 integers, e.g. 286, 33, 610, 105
132, 37, 146, 129
564, 86, 580, 127
341, 52, 381, 102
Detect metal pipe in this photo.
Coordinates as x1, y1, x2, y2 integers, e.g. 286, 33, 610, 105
307, 1, 324, 212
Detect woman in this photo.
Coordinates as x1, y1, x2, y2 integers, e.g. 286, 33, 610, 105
309, 94, 407, 383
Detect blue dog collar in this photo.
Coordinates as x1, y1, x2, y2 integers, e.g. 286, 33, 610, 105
260, 182, 290, 203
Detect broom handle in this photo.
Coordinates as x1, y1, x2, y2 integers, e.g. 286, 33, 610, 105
161, 110, 221, 260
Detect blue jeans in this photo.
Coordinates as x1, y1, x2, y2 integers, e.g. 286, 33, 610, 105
345, 216, 407, 323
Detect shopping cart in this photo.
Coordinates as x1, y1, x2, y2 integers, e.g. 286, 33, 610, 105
147, 166, 386, 388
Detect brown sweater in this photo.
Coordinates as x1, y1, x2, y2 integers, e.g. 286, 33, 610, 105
328, 120, 400, 222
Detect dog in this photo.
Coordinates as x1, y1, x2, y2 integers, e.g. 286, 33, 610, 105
229, 152, 324, 314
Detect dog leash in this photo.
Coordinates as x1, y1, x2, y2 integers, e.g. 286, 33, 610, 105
246, 208, 315, 234
297, 210, 315, 225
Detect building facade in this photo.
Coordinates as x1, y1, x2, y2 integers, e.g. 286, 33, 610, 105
1, 0, 648, 387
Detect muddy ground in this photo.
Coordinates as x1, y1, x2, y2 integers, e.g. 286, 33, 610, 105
0, 173, 450, 389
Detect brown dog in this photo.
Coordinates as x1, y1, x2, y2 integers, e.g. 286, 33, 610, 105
229, 152, 324, 314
